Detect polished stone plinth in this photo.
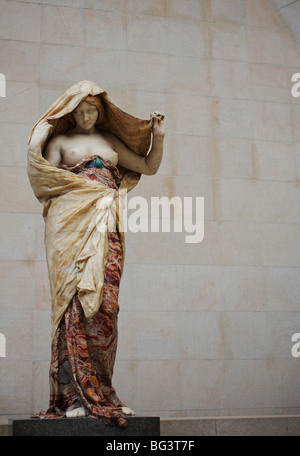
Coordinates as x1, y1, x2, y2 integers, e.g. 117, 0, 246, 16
13, 416, 160, 436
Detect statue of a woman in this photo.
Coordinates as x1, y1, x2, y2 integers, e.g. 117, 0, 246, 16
28, 81, 165, 427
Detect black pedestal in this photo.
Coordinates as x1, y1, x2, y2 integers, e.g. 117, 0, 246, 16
12, 416, 160, 436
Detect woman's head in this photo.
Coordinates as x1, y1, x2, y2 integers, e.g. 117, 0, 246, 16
71, 96, 105, 132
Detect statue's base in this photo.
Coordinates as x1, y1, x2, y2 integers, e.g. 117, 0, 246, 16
12, 416, 160, 436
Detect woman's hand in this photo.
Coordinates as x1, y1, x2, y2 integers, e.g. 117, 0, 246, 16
150, 111, 165, 139
29, 119, 53, 151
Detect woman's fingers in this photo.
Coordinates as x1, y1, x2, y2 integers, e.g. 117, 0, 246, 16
150, 111, 165, 121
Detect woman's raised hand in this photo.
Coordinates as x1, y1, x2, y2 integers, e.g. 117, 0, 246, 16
150, 111, 165, 139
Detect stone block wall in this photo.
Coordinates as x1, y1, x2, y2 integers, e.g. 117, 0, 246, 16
0, 0, 300, 418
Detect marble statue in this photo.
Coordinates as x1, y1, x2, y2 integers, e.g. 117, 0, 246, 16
28, 80, 165, 427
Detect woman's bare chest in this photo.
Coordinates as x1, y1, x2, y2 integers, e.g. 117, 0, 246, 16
61, 134, 118, 165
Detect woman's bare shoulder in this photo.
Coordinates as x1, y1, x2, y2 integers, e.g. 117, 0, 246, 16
46, 132, 70, 147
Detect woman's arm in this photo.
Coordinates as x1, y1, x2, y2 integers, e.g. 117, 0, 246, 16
43, 137, 62, 167
28, 119, 61, 166
116, 112, 165, 175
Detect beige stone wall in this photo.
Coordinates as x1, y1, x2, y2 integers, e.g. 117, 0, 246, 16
0, 0, 300, 418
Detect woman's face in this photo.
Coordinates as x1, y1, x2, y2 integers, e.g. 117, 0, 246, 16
73, 100, 99, 132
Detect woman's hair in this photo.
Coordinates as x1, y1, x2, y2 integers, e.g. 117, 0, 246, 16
68, 95, 105, 128
84, 95, 105, 124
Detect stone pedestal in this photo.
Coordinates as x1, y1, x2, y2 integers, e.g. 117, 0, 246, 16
12, 416, 160, 436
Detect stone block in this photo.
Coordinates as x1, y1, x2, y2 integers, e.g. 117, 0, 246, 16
0, 417, 12, 436
0, 167, 40, 214
166, 134, 215, 178
211, 60, 251, 99
218, 178, 257, 222
207, 0, 245, 24
216, 138, 255, 180
225, 359, 277, 410
127, 0, 167, 16
176, 265, 222, 312
0, 81, 39, 125
249, 63, 290, 103
167, 18, 207, 57
32, 361, 50, 416
174, 175, 214, 221
264, 267, 300, 311
292, 104, 300, 142
127, 15, 168, 53
0, 123, 30, 168
169, 56, 210, 96
0, 261, 35, 310
119, 263, 177, 312
167, 0, 206, 21
125, 231, 176, 265
219, 221, 262, 266
113, 360, 181, 413
0, 309, 33, 361
117, 311, 179, 361
41, 5, 84, 46
161, 418, 216, 436
168, 94, 212, 136
34, 261, 51, 310
0, 213, 37, 261
216, 98, 254, 139
178, 311, 224, 360
41, 0, 84, 6
85, 10, 126, 50
254, 140, 296, 181
84, 0, 126, 12
216, 416, 288, 436
127, 52, 169, 93
33, 310, 51, 361
260, 223, 300, 267
180, 360, 227, 411
221, 266, 265, 311
0, 0, 41, 42
40, 44, 85, 84
13, 416, 160, 436
287, 416, 300, 436
0, 360, 33, 415
256, 181, 300, 224
161, 416, 300, 436
247, 27, 299, 66
174, 221, 220, 266
209, 22, 248, 60
253, 101, 293, 142
85, 49, 127, 91
0, 40, 39, 83
245, 0, 281, 28
223, 311, 270, 359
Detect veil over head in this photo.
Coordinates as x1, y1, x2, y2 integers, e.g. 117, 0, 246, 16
28, 80, 154, 192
